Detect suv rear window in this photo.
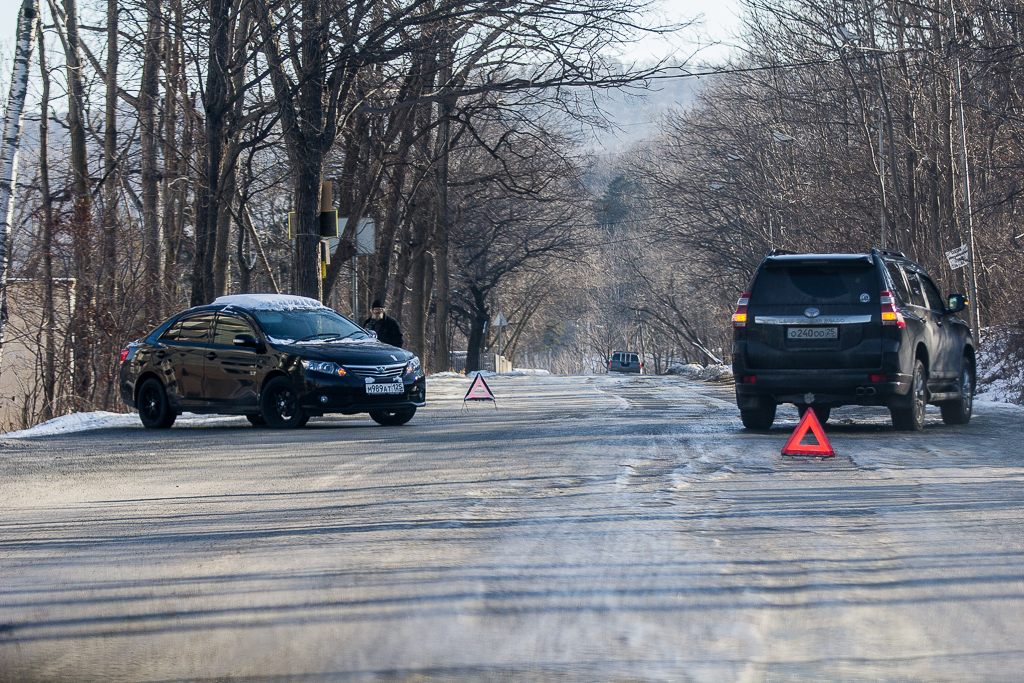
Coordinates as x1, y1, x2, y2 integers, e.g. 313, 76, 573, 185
752, 264, 877, 305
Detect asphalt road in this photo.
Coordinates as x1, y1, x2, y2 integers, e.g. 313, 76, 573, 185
2, 374, 1023, 683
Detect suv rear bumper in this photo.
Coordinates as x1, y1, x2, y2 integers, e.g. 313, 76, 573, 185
734, 369, 911, 409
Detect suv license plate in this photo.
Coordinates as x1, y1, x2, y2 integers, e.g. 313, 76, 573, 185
366, 382, 405, 395
787, 327, 838, 340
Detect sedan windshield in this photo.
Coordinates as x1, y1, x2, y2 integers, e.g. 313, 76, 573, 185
251, 307, 369, 342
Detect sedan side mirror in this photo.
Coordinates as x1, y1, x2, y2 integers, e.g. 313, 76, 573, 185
947, 293, 968, 313
367, 330, 377, 339
233, 334, 261, 349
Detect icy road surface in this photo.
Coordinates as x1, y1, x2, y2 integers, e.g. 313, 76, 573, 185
1, 374, 1023, 682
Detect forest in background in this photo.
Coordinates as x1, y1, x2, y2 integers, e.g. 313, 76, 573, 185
0, 0, 1022, 431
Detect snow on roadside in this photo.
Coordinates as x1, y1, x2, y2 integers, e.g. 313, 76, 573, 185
975, 327, 1023, 405
1, 411, 247, 439
667, 363, 734, 381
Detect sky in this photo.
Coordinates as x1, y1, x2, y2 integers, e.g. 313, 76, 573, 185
0, 0, 741, 71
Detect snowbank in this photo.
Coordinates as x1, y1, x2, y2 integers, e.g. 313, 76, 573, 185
1, 411, 246, 439
505, 368, 550, 376
666, 363, 704, 377
976, 326, 1023, 405
428, 372, 467, 380
666, 363, 733, 381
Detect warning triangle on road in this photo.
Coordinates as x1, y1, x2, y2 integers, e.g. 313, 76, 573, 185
463, 374, 496, 403
781, 408, 835, 457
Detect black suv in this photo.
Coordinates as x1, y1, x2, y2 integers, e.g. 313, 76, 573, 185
119, 294, 425, 429
732, 249, 974, 431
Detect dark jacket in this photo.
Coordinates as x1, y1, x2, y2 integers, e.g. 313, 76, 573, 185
362, 314, 403, 348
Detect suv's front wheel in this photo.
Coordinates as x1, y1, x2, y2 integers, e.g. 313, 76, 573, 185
891, 359, 928, 431
940, 356, 974, 425
740, 402, 776, 430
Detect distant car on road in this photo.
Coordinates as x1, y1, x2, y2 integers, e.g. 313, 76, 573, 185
732, 248, 974, 431
119, 294, 425, 429
608, 351, 643, 374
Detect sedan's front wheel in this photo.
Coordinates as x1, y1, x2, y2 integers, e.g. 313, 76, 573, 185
369, 407, 416, 426
260, 376, 307, 429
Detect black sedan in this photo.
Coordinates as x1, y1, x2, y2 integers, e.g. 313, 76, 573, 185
119, 294, 425, 429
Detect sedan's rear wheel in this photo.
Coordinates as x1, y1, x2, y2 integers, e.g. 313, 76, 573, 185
369, 407, 416, 426
891, 359, 927, 431
740, 402, 776, 430
137, 378, 176, 429
940, 356, 974, 425
260, 376, 307, 429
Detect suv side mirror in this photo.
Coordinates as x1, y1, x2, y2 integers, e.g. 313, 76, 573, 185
947, 294, 968, 313
233, 334, 261, 349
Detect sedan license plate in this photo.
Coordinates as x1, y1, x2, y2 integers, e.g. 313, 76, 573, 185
365, 381, 405, 395
787, 327, 838, 340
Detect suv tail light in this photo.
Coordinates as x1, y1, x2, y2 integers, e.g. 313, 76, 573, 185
879, 290, 906, 328
119, 347, 131, 364
732, 292, 751, 328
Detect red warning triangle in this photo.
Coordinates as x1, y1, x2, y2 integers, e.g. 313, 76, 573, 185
463, 374, 496, 402
781, 408, 835, 457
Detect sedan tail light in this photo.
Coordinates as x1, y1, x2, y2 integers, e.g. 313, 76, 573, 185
732, 292, 751, 328
879, 290, 906, 328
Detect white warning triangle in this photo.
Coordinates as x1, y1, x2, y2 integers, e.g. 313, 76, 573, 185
464, 374, 496, 402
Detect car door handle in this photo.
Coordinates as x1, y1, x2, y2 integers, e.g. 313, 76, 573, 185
155, 350, 167, 359
205, 352, 218, 360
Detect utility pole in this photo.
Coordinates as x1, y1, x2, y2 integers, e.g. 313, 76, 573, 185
948, 0, 982, 347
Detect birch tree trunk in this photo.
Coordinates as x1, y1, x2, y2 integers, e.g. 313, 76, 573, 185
0, 0, 40, 387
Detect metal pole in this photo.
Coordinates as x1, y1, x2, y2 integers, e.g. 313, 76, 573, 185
948, 0, 981, 347
879, 103, 887, 249
351, 255, 358, 322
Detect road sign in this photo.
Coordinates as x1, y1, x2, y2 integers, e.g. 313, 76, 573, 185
945, 244, 969, 270
319, 210, 338, 238
781, 409, 835, 457
355, 218, 375, 254
494, 311, 508, 327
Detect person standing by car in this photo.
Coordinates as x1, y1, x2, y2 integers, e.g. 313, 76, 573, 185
363, 299, 403, 347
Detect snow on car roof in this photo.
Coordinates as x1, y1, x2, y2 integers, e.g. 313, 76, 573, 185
213, 294, 327, 311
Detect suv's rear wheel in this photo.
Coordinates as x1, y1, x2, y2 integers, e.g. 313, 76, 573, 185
740, 402, 776, 430
891, 359, 928, 431
260, 376, 307, 429
798, 405, 831, 424
940, 356, 974, 425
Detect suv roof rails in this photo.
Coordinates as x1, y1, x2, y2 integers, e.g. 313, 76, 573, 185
767, 248, 798, 256
871, 247, 906, 259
